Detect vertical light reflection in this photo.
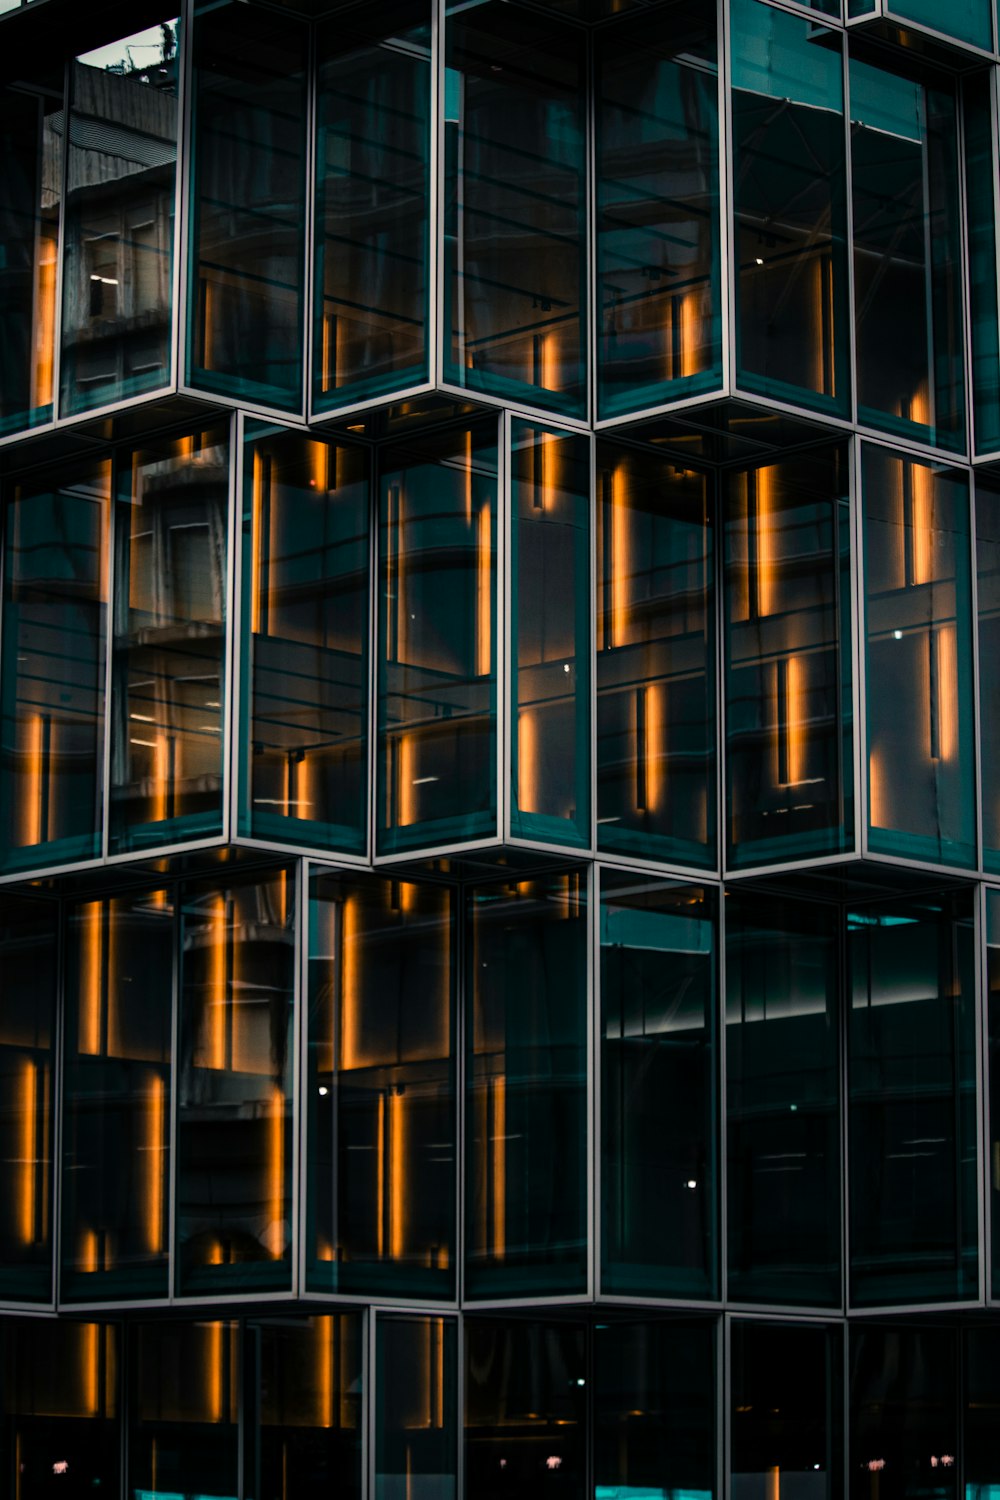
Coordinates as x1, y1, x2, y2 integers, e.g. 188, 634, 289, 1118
80, 1227, 99, 1273
152, 734, 169, 825
80, 901, 102, 1056
319, 1314, 334, 1428
492, 1074, 506, 1261
251, 449, 266, 635
147, 1073, 165, 1256
377, 1092, 386, 1258
610, 463, 629, 649
390, 1087, 406, 1261
540, 331, 558, 392
911, 459, 933, 586
766, 1466, 781, 1500
33, 227, 57, 410
398, 732, 416, 827
19, 1059, 37, 1246
340, 895, 359, 1071
208, 894, 227, 1071
680, 290, 702, 379
935, 624, 958, 763
207, 1321, 223, 1423
517, 708, 539, 814
464, 429, 473, 525
476, 503, 491, 677
756, 466, 776, 618
82, 1323, 99, 1417
645, 683, 663, 814
266, 1085, 285, 1259
785, 655, 807, 787
869, 750, 887, 829
540, 428, 560, 504
22, 712, 44, 848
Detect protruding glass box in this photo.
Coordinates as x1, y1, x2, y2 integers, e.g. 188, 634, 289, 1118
847, 0, 993, 52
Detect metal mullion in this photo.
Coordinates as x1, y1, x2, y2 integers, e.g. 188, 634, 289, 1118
842, 25, 859, 436
585, 860, 596, 1303
838, 884, 850, 1316
302, 13, 319, 430
956, 70, 977, 477
435, 381, 593, 434
50, 56, 71, 422
721, 1311, 732, 1500
367, 1308, 379, 1500
431, 0, 445, 393
176, 0, 197, 402
976, 879, 989, 1304
592, 863, 603, 1302
224, 409, 243, 849
291, 856, 305, 1301
168, 876, 181, 1303
51, 894, 66, 1311
853, 438, 870, 860
718, 865, 728, 1306
500, 407, 512, 846
719, 0, 736, 401
360, 1305, 372, 1500
983, 880, 996, 1303
971, 474, 985, 877
99, 453, 117, 863
366, 428, 378, 864
456, 1307, 465, 1500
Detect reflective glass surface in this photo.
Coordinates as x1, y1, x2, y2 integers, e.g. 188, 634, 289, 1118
967, 72, 1000, 458
376, 1317, 457, 1500
188, 1, 307, 410
978, 480, 1000, 870
314, 2, 431, 410
987, 889, 1000, 1296
850, 1326, 958, 1500
0, 461, 109, 873
466, 873, 588, 1299
601, 874, 717, 1299
725, 448, 853, 868
308, 871, 455, 1299
731, 0, 849, 417
2, 1319, 119, 1496
732, 1320, 842, 1500
0, 896, 56, 1303
848, 891, 977, 1307
888, 0, 992, 48
596, 2, 721, 418
510, 423, 591, 848
0, 72, 61, 434
444, 1, 587, 417
851, 55, 965, 452
129, 1320, 239, 1499
62, 890, 172, 1302
862, 448, 975, 868
377, 422, 498, 854
177, 868, 295, 1295
110, 426, 229, 853
60, 22, 179, 416
596, 447, 715, 867
240, 428, 369, 853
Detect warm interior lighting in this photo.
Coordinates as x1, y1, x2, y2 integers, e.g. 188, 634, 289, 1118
476, 502, 492, 677
933, 623, 958, 763
376, 1091, 386, 1259
517, 707, 539, 814
539, 428, 560, 507
397, 732, 416, 827
80, 901, 103, 1056
679, 289, 702, 380
82, 1323, 100, 1418
339, 895, 360, 1071
911, 458, 933, 586
492, 1074, 506, 1261
539, 330, 558, 392
465, 429, 473, 525
642, 683, 664, 814
151, 734, 169, 825
783, 655, 807, 787
869, 749, 887, 829
207, 894, 227, 1071
207, 1321, 223, 1423
389, 1087, 406, 1261
80, 1227, 100, 1274
33, 224, 57, 410
267, 1085, 285, 1259
766, 1466, 781, 1500
318, 1315, 334, 1429
609, 463, 629, 649
19, 1059, 37, 1247
22, 711, 45, 848
755, 466, 777, 618
309, 438, 329, 495
146, 1073, 165, 1256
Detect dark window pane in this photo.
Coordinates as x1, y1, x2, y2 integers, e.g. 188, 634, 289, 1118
987, 889, 1000, 1295
966, 1325, 1000, 1494
965, 71, 1000, 457
128, 1320, 239, 1497
376, 1316, 457, 1500
850, 1326, 957, 1500
601, 874, 717, 1299
732, 1321, 842, 1500
977, 481, 1000, 870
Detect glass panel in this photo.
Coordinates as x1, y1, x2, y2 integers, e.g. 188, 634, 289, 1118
177, 868, 295, 1295
110, 426, 229, 853
600, 874, 717, 1299
0, 461, 109, 873
848, 890, 977, 1307
888, 0, 992, 47
851, 54, 965, 451
726, 891, 841, 1307
61, 890, 172, 1302
314, 1, 431, 410
987, 890, 1000, 1295
129, 1320, 239, 1499
376, 1316, 457, 1500
466, 872, 588, 1298
596, 446, 715, 866
249, 1315, 363, 1500
188, 1, 307, 411
978, 481, 1000, 871
966, 72, 1000, 458
0, 897, 56, 1303
725, 447, 853, 868
1, 1319, 119, 1496
60, 22, 179, 416
377, 422, 498, 854
308, 872, 455, 1299
444, 1, 587, 417
595, 1319, 716, 1500
510, 423, 591, 848
596, 2, 721, 418
850, 1326, 957, 1500
862, 448, 975, 868
732, 1321, 842, 1500
731, 0, 849, 417
966, 1326, 1000, 1497
0, 74, 61, 434
240, 428, 369, 853
465, 1319, 586, 1498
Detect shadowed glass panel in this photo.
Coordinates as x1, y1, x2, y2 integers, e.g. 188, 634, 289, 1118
966, 1326, 1000, 1497
966, 72, 1000, 457
128, 1320, 239, 1498
977, 480, 1000, 870
850, 1326, 957, 1500
986, 889, 1000, 1296
376, 1317, 457, 1500
888, 0, 991, 48
732, 1321, 842, 1500
2, 1320, 119, 1497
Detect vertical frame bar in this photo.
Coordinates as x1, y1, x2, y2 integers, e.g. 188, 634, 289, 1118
99, 448, 117, 862
499, 407, 512, 846
168, 874, 182, 1303
290, 857, 304, 1299
430, 0, 445, 393
718, 0, 735, 399
224, 408, 244, 850
976, 879, 989, 1305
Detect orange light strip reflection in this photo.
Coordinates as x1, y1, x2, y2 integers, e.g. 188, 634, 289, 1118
80, 902, 102, 1057
540, 332, 558, 392
398, 733, 416, 827
83, 1323, 99, 1417
476, 503, 492, 677
208, 895, 227, 1071
319, 1315, 333, 1429
33, 227, 56, 410
251, 451, 265, 635
911, 459, 933, 586
208, 1322, 223, 1423
390, 1088, 405, 1261
517, 708, 538, 815
268, 1086, 285, 1260
756, 467, 776, 618
680, 289, 702, 379
645, 684, 663, 814
492, 1075, 506, 1261
19, 1060, 37, 1246
786, 655, 806, 787
869, 750, 887, 830
936, 623, 958, 763
377, 1093, 386, 1259
610, 463, 629, 649
147, 1074, 165, 1256
23, 712, 44, 848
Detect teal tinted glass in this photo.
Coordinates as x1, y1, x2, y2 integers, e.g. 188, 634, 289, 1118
314, 2, 431, 410
851, 57, 965, 452
188, 2, 307, 411
0, 897, 56, 1303
988, 890, 1000, 1296
60, 21, 179, 416
444, 2, 587, 417
466, 873, 588, 1299
240, 428, 369, 854
377, 422, 498, 854
601, 875, 717, 1299
0, 74, 62, 434
307, 872, 455, 1300
109, 427, 229, 854
848, 891, 977, 1307
725, 447, 854, 868
129, 1320, 239, 1496
0, 461, 109, 873
596, 447, 715, 868
376, 1317, 457, 1500
888, 0, 992, 48
731, 0, 849, 417
733, 1322, 842, 1498
850, 1327, 958, 1500
862, 447, 975, 868
596, 2, 721, 418
510, 423, 591, 849
966, 73, 1000, 457
978, 481, 1000, 870
61, 891, 172, 1302
726, 892, 841, 1308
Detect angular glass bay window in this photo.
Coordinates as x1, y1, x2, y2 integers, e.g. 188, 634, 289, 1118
60, 20, 180, 417
0, 460, 109, 873
731, 0, 850, 419
177, 867, 295, 1295
601, 874, 717, 1300
595, 1, 721, 419
725, 447, 853, 870
314, 2, 431, 412
0, 896, 56, 1303
466, 872, 588, 1299
851, 51, 965, 452
848, 890, 977, 1307
444, 1, 587, 418
376, 1316, 457, 1500
110, 426, 229, 853
307, 871, 455, 1299
187, 1, 307, 412
848, 0, 992, 50
240, 426, 369, 854
596, 447, 715, 868
862, 447, 975, 869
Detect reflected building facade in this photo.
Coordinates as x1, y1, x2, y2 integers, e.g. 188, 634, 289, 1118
3, 0, 1000, 1496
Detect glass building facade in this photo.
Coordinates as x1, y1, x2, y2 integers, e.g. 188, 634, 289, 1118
5, 0, 1000, 1493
